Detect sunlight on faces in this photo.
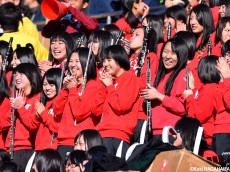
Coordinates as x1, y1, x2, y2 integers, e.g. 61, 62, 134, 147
130, 28, 144, 51
74, 135, 87, 151
219, 5, 226, 18
222, 22, 230, 43
164, 16, 176, 29
50, 39, 67, 63
65, 162, 82, 172
134, 0, 146, 16
103, 57, 123, 78
11, 53, 21, 68
69, 52, 83, 80
68, 0, 88, 11
15, 72, 31, 93
162, 42, 178, 70
92, 41, 99, 57
189, 12, 204, 37
224, 52, 230, 66
43, 77, 57, 99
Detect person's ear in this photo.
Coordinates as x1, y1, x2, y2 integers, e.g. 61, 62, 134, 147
82, 2, 88, 9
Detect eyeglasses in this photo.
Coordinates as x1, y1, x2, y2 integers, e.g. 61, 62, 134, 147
65, 164, 77, 168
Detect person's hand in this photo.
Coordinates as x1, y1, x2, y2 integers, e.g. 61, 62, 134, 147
99, 72, 113, 87
184, 72, 195, 90
38, 60, 52, 73
142, 3, 150, 19
216, 57, 230, 79
63, 75, 77, 89
140, 85, 165, 101
165, 0, 185, 8
183, 89, 193, 100
10, 89, 26, 109
35, 100, 45, 116
175, 22, 187, 32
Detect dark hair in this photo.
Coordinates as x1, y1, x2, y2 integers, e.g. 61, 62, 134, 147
15, 63, 42, 97
174, 31, 196, 60
142, 15, 164, 44
219, 0, 230, 17
215, 17, 230, 44
0, 71, 10, 104
174, 117, 204, 152
65, 150, 87, 167
74, 129, 103, 151
122, 0, 140, 28
71, 32, 88, 48
188, 4, 215, 51
0, 40, 13, 72
154, 37, 188, 96
102, 24, 121, 42
49, 31, 74, 65
69, 48, 97, 81
34, 149, 63, 172
0, 161, 18, 172
221, 39, 230, 56
165, 5, 187, 25
0, 149, 11, 165
40, 68, 62, 105
92, 30, 113, 68
103, 45, 130, 71
0, 2, 22, 31
11, 45, 37, 66
198, 55, 221, 84
86, 146, 108, 160
209, 0, 221, 7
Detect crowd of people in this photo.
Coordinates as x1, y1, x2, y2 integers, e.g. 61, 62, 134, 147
0, 0, 230, 171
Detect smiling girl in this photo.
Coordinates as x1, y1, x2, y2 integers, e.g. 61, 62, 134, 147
52, 47, 100, 160
140, 37, 188, 140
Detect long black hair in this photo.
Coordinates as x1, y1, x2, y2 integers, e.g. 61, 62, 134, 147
40, 68, 62, 106
154, 37, 188, 96
68, 48, 97, 81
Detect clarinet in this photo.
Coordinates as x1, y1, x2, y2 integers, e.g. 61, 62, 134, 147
137, 26, 150, 77
3, 37, 13, 71
10, 72, 16, 159
186, 66, 189, 90
76, 36, 84, 48
146, 56, 152, 134
167, 22, 172, 40
207, 40, 212, 56
81, 42, 93, 95
115, 30, 123, 45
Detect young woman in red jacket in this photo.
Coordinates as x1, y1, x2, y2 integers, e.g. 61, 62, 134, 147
8, 63, 42, 172
183, 55, 221, 146
140, 37, 188, 141
34, 68, 62, 152
92, 45, 140, 158
52, 47, 100, 161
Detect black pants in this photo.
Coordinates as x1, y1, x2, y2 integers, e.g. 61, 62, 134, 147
57, 145, 74, 163
12, 149, 34, 172
103, 138, 129, 159
213, 133, 230, 163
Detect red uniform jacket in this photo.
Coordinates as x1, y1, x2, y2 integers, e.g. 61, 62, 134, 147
42, 6, 99, 38
53, 80, 100, 146
4, 94, 40, 151
186, 84, 218, 145
34, 99, 61, 151
214, 79, 230, 134
151, 69, 186, 135
0, 98, 11, 150
93, 71, 139, 143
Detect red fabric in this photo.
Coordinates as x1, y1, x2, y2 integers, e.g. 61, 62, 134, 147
211, 6, 219, 28
53, 80, 100, 146
5, 71, 12, 87
42, 6, 99, 38
0, 98, 11, 150
34, 99, 61, 151
151, 69, 187, 135
95, 71, 139, 143
5, 94, 40, 151
200, 149, 218, 160
212, 42, 222, 57
114, 17, 141, 40
186, 84, 218, 145
214, 79, 230, 134
157, 43, 164, 59
163, 29, 176, 42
